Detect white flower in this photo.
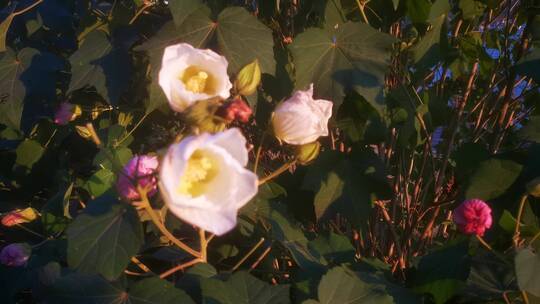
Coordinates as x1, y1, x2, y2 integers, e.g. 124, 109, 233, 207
158, 43, 233, 112
159, 128, 258, 235
272, 84, 333, 145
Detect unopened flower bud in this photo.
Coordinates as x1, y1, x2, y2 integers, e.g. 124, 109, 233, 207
219, 97, 253, 123
116, 155, 159, 201
295, 141, 320, 165
235, 59, 261, 96
1, 207, 39, 227
54, 102, 81, 125
0, 243, 31, 267
526, 177, 540, 198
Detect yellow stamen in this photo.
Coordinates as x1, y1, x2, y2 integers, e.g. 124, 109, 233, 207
181, 66, 215, 94
177, 150, 217, 197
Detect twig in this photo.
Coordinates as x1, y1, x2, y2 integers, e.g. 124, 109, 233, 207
258, 161, 295, 185
232, 238, 265, 271
159, 258, 202, 279
513, 194, 528, 248
249, 245, 272, 271
13, 0, 43, 16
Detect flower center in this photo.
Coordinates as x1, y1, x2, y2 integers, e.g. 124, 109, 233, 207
181, 66, 215, 94
177, 150, 218, 197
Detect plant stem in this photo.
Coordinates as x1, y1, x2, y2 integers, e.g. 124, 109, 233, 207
258, 161, 295, 185
232, 237, 265, 271
514, 194, 528, 248
249, 245, 272, 271
115, 112, 149, 148
159, 258, 202, 279
16, 224, 45, 239
253, 132, 267, 173
475, 234, 493, 251
199, 228, 208, 262
529, 231, 540, 246
137, 186, 201, 258
355, 0, 370, 24
13, 0, 43, 16
522, 291, 530, 304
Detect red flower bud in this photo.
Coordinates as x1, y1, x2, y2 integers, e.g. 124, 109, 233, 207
220, 98, 252, 123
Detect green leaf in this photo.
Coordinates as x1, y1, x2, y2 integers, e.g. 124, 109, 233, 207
515, 248, 540, 297
411, 14, 446, 69
68, 30, 131, 105
405, 0, 431, 24
289, 23, 395, 112
0, 49, 31, 130
412, 241, 471, 304
324, 0, 347, 31
48, 274, 195, 304
84, 168, 116, 197
41, 184, 73, 235
310, 266, 393, 304
168, 0, 214, 48
429, 0, 451, 20
519, 115, 540, 143
308, 232, 355, 265
459, 0, 488, 20
516, 48, 540, 83
129, 277, 196, 304
201, 271, 290, 304
216, 7, 276, 75
67, 196, 143, 280
15, 139, 44, 170
465, 159, 523, 201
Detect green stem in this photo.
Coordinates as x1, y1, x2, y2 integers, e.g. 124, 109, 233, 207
514, 194, 528, 248
115, 112, 149, 148
258, 160, 295, 185
253, 132, 267, 173
199, 228, 208, 262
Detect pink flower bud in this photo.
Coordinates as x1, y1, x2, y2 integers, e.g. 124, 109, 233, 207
0, 243, 31, 267
54, 102, 81, 125
1, 207, 38, 227
453, 199, 493, 236
220, 97, 253, 123
116, 155, 159, 201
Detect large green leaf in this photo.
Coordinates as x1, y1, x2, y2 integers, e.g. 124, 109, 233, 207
0, 48, 62, 130
412, 241, 471, 304
68, 30, 131, 105
405, 0, 431, 24
201, 271, 290, 304
465, 159, 523, 201
84, 168, 116, 197
48, 274, 195, 304
289, 22, 395, 112
308, 232, 355, 265
519, 115, 540, 143
411, 14, 446, 69
67, 196, 143, 280
309, 266, 393, 304
515, 248, 540, 297
216, 7, 276, 75
15, 139, 44, 170
515, 49, 540, 83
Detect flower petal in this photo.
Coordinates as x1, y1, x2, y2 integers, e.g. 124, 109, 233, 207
208, 128, 249, 166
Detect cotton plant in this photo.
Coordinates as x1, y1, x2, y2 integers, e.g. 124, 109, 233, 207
108, 42, 334, 264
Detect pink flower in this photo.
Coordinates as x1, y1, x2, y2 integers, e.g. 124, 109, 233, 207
219, 97, 253, 123
54, 102, 81, 125
453, 199, 493, 236
0, 243, 31, 267
116, 155, 159, 201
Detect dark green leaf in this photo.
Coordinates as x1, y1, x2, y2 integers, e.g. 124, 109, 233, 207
48, 274, 195, 304
201, 271, 290, 304
69, 30, 131, 105
465, 159, 523, 201
519, 116, 540, 143
84, 168, 116, 197
406, 0, 431, 24
308, 232, 355, 265
411, 14, 446, 69
515, 248, 540, 297
459, 0, 488, 20
310, 266, 393, 304
412, 241, 471, 304
289, 23, 395, 112
67, 196, 143, 280
15, 139, 44, 169
216, 7, 276, 75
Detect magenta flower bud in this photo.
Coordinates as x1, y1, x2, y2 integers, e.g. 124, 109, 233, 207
54, 102, 81, 125
0, 243, 31, 267
453, 199, 493, 236
116, 155, 159, 201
